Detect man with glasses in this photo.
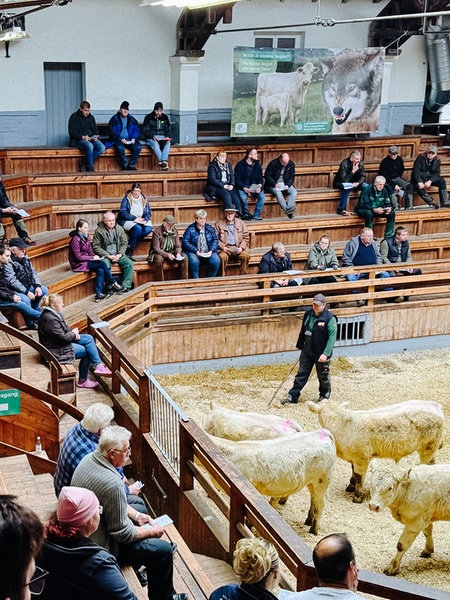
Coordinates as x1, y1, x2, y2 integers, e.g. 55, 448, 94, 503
412, 145, 450, 208
288, 533, 363, 599
72, 425, 187, 600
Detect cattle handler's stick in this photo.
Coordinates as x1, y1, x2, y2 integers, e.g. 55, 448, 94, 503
267, 357, 300, 407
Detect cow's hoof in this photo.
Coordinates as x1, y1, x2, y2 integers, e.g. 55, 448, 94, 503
278, 496, 288, 505
345, 483, 355, 493
383, 566, 398, 577
420, 550, 432, 558
308, 524, 318, 535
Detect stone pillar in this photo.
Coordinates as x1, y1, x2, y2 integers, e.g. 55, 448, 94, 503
169, 55, 203, 144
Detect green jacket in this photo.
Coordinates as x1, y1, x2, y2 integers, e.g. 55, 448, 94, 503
92, 221, 129, 257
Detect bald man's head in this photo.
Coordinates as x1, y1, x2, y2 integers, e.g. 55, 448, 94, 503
312, 533, 355, 583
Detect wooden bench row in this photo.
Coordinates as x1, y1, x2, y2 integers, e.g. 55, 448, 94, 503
0, 135, 429, 176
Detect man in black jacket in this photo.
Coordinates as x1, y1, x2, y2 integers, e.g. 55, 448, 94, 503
143, 101, 172, 170
0, 177, 35, 246
264, 153, 297, 218
68, 100, 105, 172
411, 145, 450, 208
282, 294, 337, 405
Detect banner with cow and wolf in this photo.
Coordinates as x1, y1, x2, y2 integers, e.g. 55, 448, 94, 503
231, 47, 385, 137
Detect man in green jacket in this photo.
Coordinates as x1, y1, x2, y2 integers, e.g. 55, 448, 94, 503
355, 175, 395, 238
93, 212, 134, 292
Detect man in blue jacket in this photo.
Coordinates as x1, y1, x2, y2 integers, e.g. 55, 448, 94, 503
182, 209, 220, 278
234, 148, 265, 221
107, 101, 142, 171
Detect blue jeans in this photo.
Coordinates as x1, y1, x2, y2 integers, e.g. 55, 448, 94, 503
186, 252, 220, 278
18, 285, 49, 311
72, 333, 102, 381
126, 223, 153, 254
347, 271, 390, 281
88, 260, 116, 296
145, 138, 171, 162
337, 182, 369, 212
270, 186, 297, 213
0, 298, 41, 326
114, 140, 142, 168
237, 190, 265, 218
75, 139, 105, 169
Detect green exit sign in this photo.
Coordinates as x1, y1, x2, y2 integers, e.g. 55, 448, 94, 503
0, 389, 20, 416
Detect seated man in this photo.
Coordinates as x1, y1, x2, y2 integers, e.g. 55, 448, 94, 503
0, 176, 35, 246
3, 238, 48, 320
68, 100, 105, 172
333, 150, 368, 216
378, 145, 413, 210
215, 208, 251, 276
234, 148, 265, 221
342, 228, 390, 304
412, 145, 450, 208
355, 175, 396, 238
380, 225, 422, 302
264, 152, 297, 218
107, 101, 142, 171
0, 245, 42, 328
143, 101, 172, 170
182, 209, 220, 279
93, 211, 134, 293
258, 242, 300, 288
71, 425, 187, 600
148, 214, 188, 281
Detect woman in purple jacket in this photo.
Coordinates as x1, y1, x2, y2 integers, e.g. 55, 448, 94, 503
68, 219, 123, 301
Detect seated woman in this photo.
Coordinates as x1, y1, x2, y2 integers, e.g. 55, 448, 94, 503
68, 219, 123, 301
209, 538, 279, 600
305, 235, 339, 285
117, 182, 152, 258
38, 294, 111, 389
204, 150, 241, 213
37, 486, 136, 600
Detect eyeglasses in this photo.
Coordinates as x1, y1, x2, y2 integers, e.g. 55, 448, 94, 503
25, 566, 49, 596
111, 446, 131, 455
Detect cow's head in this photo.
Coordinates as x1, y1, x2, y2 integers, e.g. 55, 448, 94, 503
297, 62, 320, 86
367, 460, 402, 512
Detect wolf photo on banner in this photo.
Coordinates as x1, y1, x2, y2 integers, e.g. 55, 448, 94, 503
231, 47, 385, 138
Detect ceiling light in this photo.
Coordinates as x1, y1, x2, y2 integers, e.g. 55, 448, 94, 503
0, 26, 29, 41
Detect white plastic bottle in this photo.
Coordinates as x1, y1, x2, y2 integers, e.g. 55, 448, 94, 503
35, 436, 42, 453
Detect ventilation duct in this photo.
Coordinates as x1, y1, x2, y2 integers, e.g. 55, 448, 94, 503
425, 19, 450, 112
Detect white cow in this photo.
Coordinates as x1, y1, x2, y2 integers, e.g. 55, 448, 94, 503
306, 400, 444, 503
209, 429, 336, 534
204, 405, 303, 441
255, 62, 319, 126
368, 462, 450, 575
259, 93, 291, 127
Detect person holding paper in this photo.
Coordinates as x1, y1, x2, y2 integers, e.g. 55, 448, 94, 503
117, 182, 153, 259
68, 100, 106, 172
182, 209, 220, 278
106, 101, 142, 171
38, 293, 112, 388
305, 235, 339, 285
71, 425, 187, 600
215, 207, 250, 276
143, 101, 172, 170
333, 150, 368, 216
258, 242, 300, 288
0, 176, 36, 245
204, 150, 244, 215
148, 215, 188, 281
264, 152, 297, 218
355, 175, 396, 238
234, 148, 265, 221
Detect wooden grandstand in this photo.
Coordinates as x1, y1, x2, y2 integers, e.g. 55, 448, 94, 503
1, 135, 450, 599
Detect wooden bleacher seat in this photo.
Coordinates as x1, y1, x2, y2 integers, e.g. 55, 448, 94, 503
0, 328, 21, 369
